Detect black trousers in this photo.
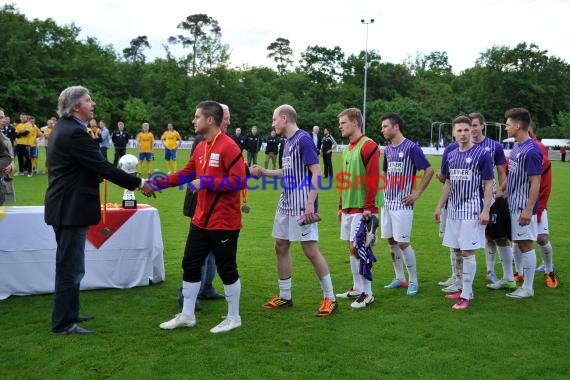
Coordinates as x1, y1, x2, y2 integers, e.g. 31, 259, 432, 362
15, 144, 31, 174
113, 147, 126, 167
51, 226, 88, 332
323, 152, 333, 178
182, 224, 240, 285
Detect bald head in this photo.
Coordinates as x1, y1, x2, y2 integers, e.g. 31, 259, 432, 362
275, 104, 297, 124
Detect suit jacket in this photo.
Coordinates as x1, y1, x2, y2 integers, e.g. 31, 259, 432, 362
0, 133, 13, 170
312, 133, 323, 155
45, 117, 141, 227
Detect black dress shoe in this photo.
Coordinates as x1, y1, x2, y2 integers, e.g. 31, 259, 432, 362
76, 315, 94, 322
53, 324, 95, 335
198, 291, 225, 300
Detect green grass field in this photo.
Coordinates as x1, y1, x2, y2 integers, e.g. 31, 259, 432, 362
1, 150, 569, 379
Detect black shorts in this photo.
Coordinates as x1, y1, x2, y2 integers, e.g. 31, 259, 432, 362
182, 224, 240, 284
486, 197, 511, 241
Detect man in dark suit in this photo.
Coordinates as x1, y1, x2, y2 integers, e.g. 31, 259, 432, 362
45, 86, 155, 335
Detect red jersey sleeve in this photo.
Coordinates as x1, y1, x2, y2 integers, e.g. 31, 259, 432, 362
360, 139, 380, 212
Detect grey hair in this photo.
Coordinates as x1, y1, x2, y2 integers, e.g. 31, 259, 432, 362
57, 86, 90, 118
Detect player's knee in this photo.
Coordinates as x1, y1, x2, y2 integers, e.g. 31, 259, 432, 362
182, 268, 202, 283
218, 266, 239, 285
275, 239, 289, 253
537, 234, 549, 246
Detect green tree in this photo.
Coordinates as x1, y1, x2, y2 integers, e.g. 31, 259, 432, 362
123, 98, 151, 134
267, 37, 294, 75
168, 14, 229, 76
123, 36, 151, 63
299, 45, 345, 108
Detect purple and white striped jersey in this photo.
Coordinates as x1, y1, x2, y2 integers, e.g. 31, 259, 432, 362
382, 138, 431, 210
439, 142, 459, 210
506, 139, 543, 215
474, 136, 506, 197
442, 144, 494, 220
474, 136, 506, 166
278, 129, 319, 215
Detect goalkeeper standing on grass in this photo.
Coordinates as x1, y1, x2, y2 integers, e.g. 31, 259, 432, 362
334, 108, 381, 309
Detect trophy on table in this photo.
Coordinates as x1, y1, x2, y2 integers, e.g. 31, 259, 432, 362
118, 154, 139, 209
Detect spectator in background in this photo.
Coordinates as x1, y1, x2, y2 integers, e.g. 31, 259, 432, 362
161, 123, 182, 174
278, 135, 286, 168
14, 114, 33, 176
43, 118, 55, 172
136, 122, 155, 176
231, 127, 246, 153
1, 110, 16, 148
27, 116, 43, 174
264, 130, 279, 169
321, 127, 337, 178
560, 145, 567, 162
87, 119, 101, 143
312, 126, 323, 156
111, 121, 130, 167
99, 120, 111, 161
0, 108, 14, 178
245, 126, 262, 165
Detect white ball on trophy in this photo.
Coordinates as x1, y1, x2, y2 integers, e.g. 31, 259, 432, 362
118, 154, 138, 174
118, 154, 139, 208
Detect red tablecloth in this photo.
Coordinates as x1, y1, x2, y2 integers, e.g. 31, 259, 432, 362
87, 205, 151, 248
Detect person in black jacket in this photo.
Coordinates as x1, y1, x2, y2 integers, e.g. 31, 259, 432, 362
45, 86, 154, 335
264, 130, 279, 169
0, 110, 16, 148
231, 127, 246, 153
321, 127, 337, 178
111, 121, 130, 167
278, 135, 286, 168
245, 126, 262, 166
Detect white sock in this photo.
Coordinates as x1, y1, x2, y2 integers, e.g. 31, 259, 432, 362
538, 242, 554, 273
455, 252, 463, 284
349, 255, 362, 291
361, 277, 372, 296
522, 250, 537, 291
319, 273, 335, 301
512, 244, 523, 276
485, 240, 497, 273
498, 245, 514, 281
181, 280, 201, 318
279, 277, 292, 300
401, 245, 418, 284
449, 248, 456, 278
461, 255, 476, 300
224, 279, 241, 321
390, 244, 406, 281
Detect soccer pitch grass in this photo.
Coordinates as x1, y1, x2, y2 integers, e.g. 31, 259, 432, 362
1, 150, 569, 379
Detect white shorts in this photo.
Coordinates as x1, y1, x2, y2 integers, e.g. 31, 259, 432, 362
443, 219, 486, 251
340, 213, 363, 242
272, 211, 319, 242
438, 207, 448, 238
511, 212, 538, 241
380, 209, 413, 242
537, 209, 549, 235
